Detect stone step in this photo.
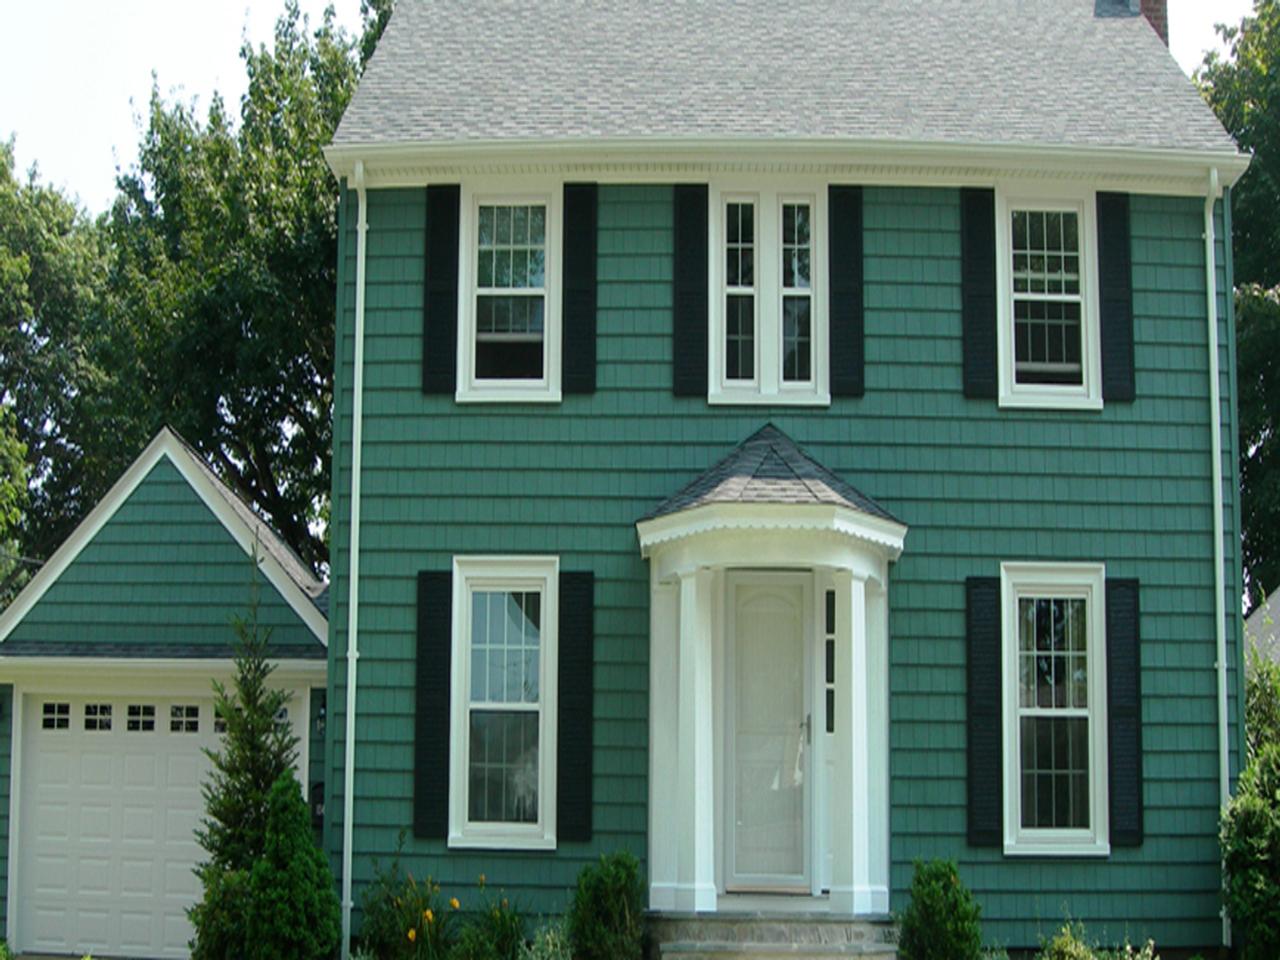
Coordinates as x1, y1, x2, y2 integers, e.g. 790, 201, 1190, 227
649, 914, 898, 960
659, 943, 898, 960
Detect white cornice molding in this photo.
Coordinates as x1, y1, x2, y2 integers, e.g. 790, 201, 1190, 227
636, 502, 907, 560
324, 138, 1250, 197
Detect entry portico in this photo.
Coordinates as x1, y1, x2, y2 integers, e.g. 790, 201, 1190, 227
637, 425, 906, 916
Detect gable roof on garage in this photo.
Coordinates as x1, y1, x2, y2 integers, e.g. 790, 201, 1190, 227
0, 428, 327, 658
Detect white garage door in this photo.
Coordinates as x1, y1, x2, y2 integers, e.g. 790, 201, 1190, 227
16, 693, 300, 959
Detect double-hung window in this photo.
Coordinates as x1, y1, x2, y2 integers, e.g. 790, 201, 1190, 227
996, 187, 1101, 410
1000, 562, 1109, 856
449, 556, 559, 849
710, 182, 828, 404
458, 185, 562, 402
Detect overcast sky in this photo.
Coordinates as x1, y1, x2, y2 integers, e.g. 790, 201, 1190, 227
0, 0, 1258, 216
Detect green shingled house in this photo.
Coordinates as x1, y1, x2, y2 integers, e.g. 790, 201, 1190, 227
0, 428, 328, 957
320, 0, 1252, 954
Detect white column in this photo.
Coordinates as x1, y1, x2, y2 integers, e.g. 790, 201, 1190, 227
831, 570, 872, 915
675, 567, 717, 912
648, 577, 680, 910
865, 578, 891, 915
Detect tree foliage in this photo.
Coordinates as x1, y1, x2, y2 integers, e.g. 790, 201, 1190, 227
1200, 0, 1280, 288
189, 564, 300, 957
1237, 285, 1280, 607
1, 1, 396, 592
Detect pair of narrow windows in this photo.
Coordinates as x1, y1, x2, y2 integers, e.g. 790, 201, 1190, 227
723, 200, 814, 384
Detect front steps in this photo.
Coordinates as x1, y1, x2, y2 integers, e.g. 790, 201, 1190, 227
649, 913, 898, 960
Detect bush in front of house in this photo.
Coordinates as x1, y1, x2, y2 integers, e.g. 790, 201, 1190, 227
358, 845, 456, 960
1035, 922, 1159, 960
452, 891, 526, 960
896, 859, 983, 960
244, 772, 342, 959
564, 851, 645, 960
1222, 740, 1280, 959
519, 919, 572, 960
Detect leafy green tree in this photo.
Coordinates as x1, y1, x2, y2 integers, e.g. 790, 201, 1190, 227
1200, 0, 1280, 288
1237, 286, 1280, 607
0, 405, 30, 606
244, 773, 342, 960
189, 564, 298, 958
0, 138, 121, 570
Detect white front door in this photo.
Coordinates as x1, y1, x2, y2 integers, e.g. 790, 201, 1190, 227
725, 573, 812, 891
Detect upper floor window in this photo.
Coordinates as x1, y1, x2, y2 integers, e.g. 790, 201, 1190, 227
996, 188, 1101, 410
710, 182, 828, 405
458, 187, 562, 403
1001, 562, 1109, 856
449, 556, 559, 849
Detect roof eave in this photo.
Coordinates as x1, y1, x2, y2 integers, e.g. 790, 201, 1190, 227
324, 136, 1251, 194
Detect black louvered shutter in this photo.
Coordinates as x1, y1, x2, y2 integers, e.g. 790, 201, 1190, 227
415, 571, 452, 838
1107, 578, 1143, 846
558, 571, 595, 842
967, 576, 1002, 846
563, 184, 598, 395
423, 185, 460, 394
672, 184, 709, 397
1098, 193, 1136, 403
829, 185, 865, 398
961, 189, 998, 399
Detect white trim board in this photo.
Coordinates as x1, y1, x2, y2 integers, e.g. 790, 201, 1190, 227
0, 427, 328, 646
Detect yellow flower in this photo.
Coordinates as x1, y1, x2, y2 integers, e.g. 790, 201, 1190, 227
424, 909, 434, 924
407, 928, 417, 943
450, 897, 461, 910
478, 872, 487, 888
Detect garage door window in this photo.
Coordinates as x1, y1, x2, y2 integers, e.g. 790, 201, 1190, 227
128, 704, 156, 731
171, 704, 199, 733
41, 702, 69, 730
84, 703, 112, 731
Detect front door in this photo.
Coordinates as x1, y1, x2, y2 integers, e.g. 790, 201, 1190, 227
725, 573, 811, 891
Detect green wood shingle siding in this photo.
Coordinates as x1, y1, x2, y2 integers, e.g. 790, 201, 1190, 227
0, 685, 11, 941
327, 185, 1242, 947
4, 459, 319, 652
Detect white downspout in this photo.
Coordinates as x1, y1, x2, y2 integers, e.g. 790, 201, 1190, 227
340, 160, 368, 960
1203, 167, 1231, 946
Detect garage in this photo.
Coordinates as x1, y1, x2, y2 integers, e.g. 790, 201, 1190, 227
0, 429, 329, 955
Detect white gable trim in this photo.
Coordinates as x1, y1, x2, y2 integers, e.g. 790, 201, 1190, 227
0, 428, 328, 645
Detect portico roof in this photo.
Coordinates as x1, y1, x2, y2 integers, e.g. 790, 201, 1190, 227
641, 424, 901, 525
636, 425, 907, 566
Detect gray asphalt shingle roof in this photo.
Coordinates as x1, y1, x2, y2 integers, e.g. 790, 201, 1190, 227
642, 424, 901, 524
334, 0, 1237, 155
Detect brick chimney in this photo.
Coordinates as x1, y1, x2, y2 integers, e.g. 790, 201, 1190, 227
1140, 0, 1169, 46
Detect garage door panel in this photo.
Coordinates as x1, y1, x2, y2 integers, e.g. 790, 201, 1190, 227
18, 693, 224, 959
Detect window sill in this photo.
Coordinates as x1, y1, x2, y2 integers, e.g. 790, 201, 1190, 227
708, 389, 831, 407
448, 831, 557, 852
1003, 839, 1110, 858
997, 390, 1103, 412
456, 385, 563, 404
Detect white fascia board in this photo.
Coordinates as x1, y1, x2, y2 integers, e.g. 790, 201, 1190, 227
0, 656, 327, 687
635, 502, 907, 559
323, 137, 1251, 194
0, 428, 328, 646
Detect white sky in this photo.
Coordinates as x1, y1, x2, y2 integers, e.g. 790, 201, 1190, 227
0, 0, 1260, 215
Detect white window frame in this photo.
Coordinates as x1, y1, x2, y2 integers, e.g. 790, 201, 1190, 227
708, 178, 829, 406
457, 180, 563, 403
1000, 561, 1110, 857
996, 184, 1102, 411
448, 555, 559, 850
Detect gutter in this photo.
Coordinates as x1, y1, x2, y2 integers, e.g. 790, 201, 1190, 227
340, 160, 368, 960
1203, 167, 1231, 946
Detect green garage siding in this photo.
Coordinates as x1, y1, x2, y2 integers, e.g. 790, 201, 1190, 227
4, 458, 320, 653
0, 684, 10, 941
327, 184, 1241, 947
